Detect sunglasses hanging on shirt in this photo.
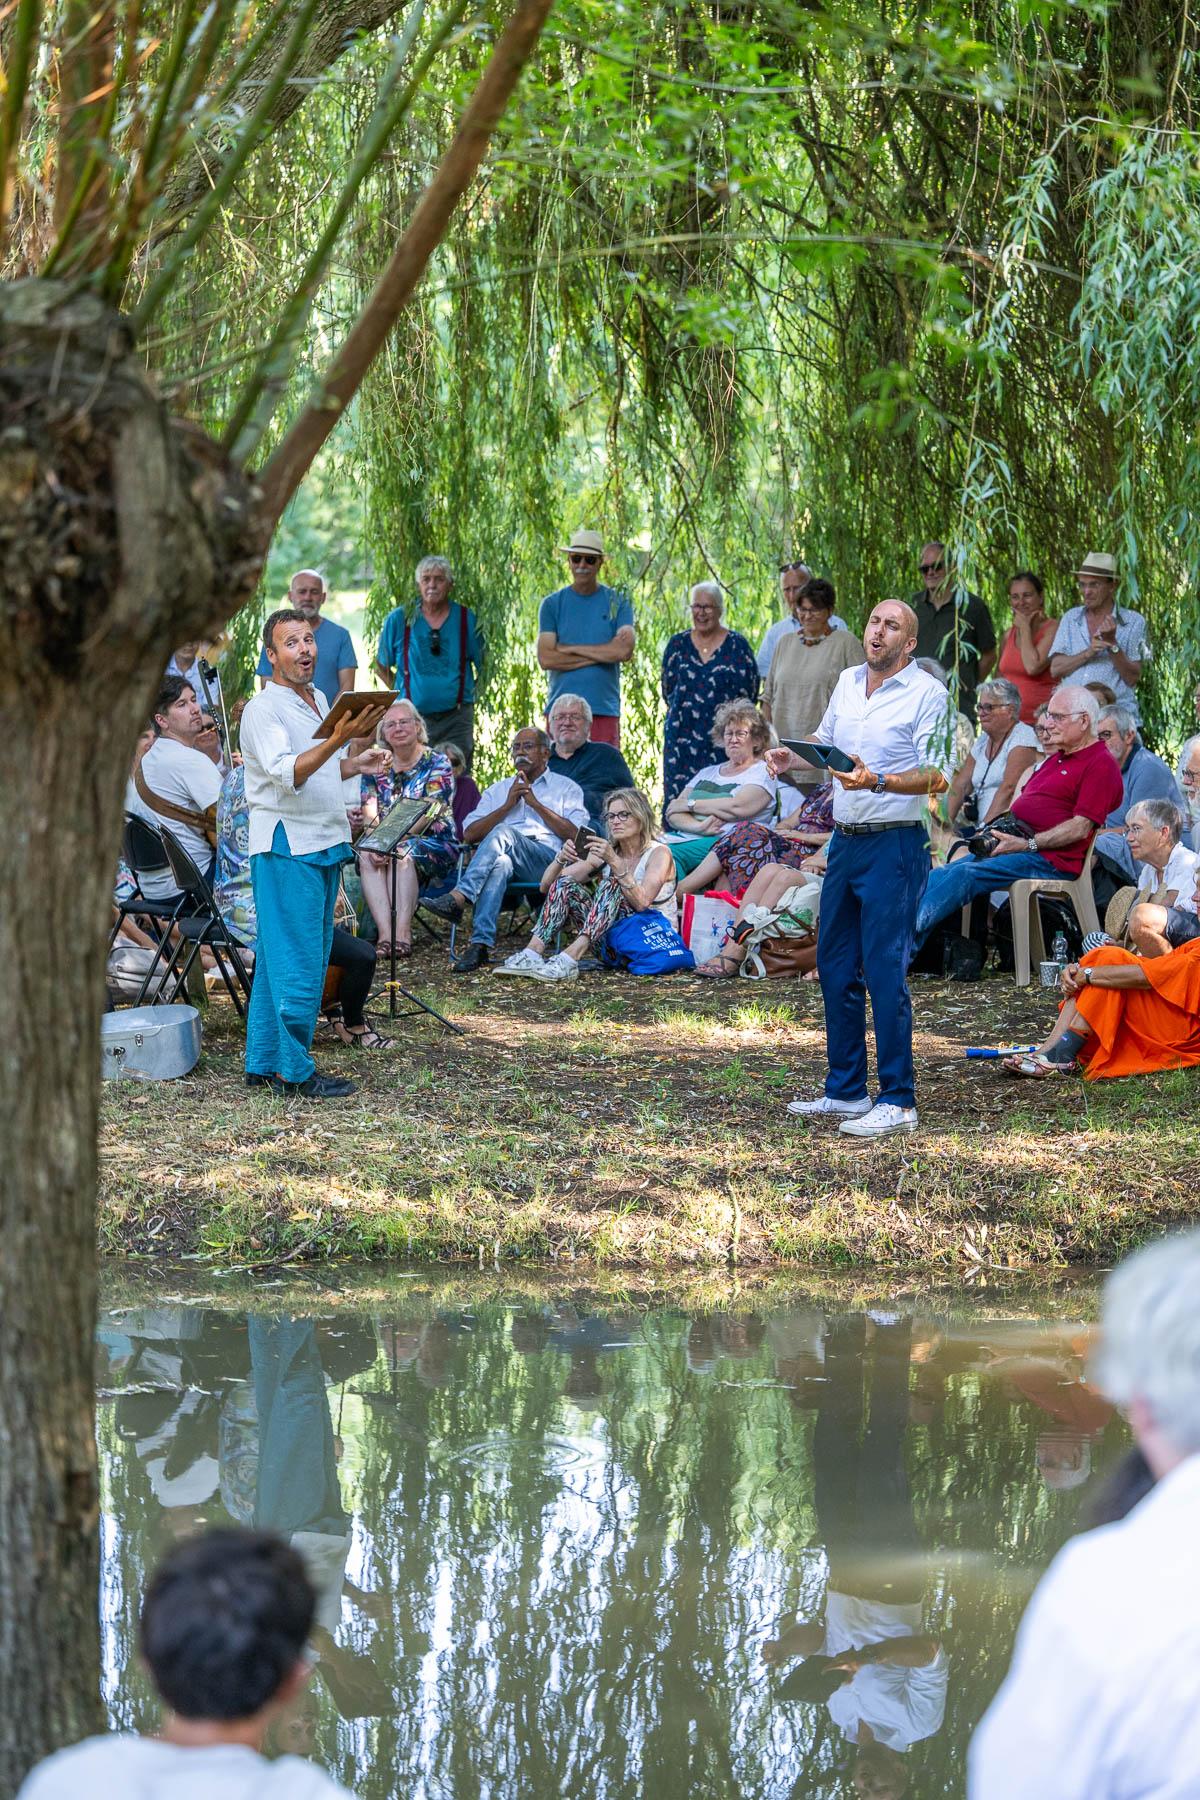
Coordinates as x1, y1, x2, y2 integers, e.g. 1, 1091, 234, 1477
429, 627, 442, 656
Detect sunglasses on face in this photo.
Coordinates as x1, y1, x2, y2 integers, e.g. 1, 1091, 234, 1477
919, 561, 945, 576
568, 553, 599, 566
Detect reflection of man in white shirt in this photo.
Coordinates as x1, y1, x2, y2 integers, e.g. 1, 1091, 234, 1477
970, 1231, 1200, 1800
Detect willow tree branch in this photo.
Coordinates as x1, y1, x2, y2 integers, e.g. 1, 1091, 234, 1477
254, 0, 556, 529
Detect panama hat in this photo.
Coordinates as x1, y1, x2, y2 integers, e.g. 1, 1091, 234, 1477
557, 528, 606, 558
1075, 552, 1117, 580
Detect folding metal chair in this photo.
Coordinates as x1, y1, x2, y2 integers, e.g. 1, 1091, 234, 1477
112, 815, 194, 1003
158, 833, 254, 1015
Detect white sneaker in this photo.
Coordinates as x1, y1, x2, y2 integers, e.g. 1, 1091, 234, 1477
495, 948, 546, 977
787, 1093, 872, 1118
839, 1103, 919, 1139
533, 951, 579, 982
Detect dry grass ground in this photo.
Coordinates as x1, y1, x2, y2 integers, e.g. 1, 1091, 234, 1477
99, 935, 1199, 1270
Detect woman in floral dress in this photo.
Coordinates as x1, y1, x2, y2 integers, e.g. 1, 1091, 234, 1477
661, 583, 760, 816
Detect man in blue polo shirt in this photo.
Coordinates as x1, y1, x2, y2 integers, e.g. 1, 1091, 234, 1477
537, 529, 635, 748
256, 570, 356, 706
374, 553, 485, 769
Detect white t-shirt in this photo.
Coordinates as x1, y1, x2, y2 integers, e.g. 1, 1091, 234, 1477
681, 759, 778, 833
17, 1736, 353, 1800
1138, 840, 1198, 911
125, 738, 222, 898
968, 722, 1040, 819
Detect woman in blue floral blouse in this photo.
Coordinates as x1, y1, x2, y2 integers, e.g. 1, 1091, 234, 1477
661, 583, 760, 816
357, 700, 458, 957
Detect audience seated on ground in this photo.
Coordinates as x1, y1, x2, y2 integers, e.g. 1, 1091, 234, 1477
495, 788, 676, 982
662, 700, 778, 879
915, 685, 1122, 948
694, 854, 825, 980
676, 780, 835, 897
1127, 831, 1200, 960
423, 725, 587, 972
125, 676, 223, 897
354, 700, 458, 959
940, 677, 1040, 857
546, 691, 634, 829
1086, 799, 1197, 954
1092, 703, 1184, 882
17, 1528, 353, 1799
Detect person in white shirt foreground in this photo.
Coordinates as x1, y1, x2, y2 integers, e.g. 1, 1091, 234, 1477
969, 1230, 1200, 1799
766, 600, 952, 1139
240, 609, 387, 1100
17, 1529, 353, 1800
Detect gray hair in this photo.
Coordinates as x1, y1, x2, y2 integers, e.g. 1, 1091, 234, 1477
1053, 683, 1101, 727
378, 698, 428, 747
290, 568, 326, 592
1177, 733, 1200, 779
689, 582, 724, 614
915, 657, 948, 687
711, 698, 770, 753
548, 691, 593, 730
1126, 797, 1185, 844
415, 554, 454, 584
1092, 1232, 1200, 1455
1100, 704, 1137, 738
977, 677, 1022, 715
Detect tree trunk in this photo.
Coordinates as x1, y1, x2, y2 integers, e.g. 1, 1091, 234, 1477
0, 282, 262, 1794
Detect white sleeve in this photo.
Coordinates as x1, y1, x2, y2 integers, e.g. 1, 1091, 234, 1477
912, 687, 957, 779
463, 779, 502, 831
240, 704, 300, 795
185, 756, 223, 811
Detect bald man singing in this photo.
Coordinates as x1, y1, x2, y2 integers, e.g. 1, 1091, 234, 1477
767, 601, 952, 1138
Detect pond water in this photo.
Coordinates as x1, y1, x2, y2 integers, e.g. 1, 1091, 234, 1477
95, 1273, 1127, 1799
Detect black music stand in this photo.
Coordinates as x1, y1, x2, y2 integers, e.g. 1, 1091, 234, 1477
356, 799, 464, 1035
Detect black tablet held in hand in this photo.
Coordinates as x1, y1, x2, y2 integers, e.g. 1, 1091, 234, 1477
782, 740, 856, 774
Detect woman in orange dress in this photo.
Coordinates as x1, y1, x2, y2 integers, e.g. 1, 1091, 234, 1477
1003, 935, 1200, 1079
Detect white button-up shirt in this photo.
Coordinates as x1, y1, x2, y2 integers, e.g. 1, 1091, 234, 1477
239, 681, 351, 857
812, 660, 955, 824
969, 1454, 1200, 1800
464, 767, 588, 850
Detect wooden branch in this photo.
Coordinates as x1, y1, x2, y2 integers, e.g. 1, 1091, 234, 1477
255, 0, 555, 529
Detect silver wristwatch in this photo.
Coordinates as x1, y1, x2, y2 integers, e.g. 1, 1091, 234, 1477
873, 772, 887, 794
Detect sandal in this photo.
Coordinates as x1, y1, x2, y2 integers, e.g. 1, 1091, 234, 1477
695, 951, 744, 979
1001, 1051, 1075, 1078
346, 1023, 396, 1050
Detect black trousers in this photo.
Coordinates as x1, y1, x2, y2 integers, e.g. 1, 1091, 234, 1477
329, 926, 375, 1028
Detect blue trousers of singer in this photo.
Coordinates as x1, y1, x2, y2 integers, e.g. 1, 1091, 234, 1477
246, 825, 347, 1084
816, 826, 930, 1110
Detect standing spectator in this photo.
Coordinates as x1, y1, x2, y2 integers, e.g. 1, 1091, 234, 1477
996, 570, 1057, 720
969, 1232, 1200, 1797
661, 583, 760, 811
17, 1528, 354, 1799
537, 529, 635, 747
125, 676, 222, 895
910, 540, 996, 722
356, 701, 458, 960
762, 578, 864, 778
756, 560, 849, 677
257, 570, 357, 706
1093, 704, 1185, 880
1049, 552, 1149, 722
547, 692, 634, 830
374, 554, 485, 770
768, 603, 953, 1139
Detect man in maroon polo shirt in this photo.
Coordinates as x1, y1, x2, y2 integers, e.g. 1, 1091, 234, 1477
915, 684, 1122, 940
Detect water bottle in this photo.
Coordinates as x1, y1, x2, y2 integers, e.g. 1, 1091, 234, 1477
1051, 930, 1069, 965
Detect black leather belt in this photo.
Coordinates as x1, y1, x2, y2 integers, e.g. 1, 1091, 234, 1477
835, 820, 923, 836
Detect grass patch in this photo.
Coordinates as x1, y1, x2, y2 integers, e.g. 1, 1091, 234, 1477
98, 943, 1200, 1269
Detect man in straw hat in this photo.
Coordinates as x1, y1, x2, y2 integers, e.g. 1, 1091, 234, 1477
537, 529, 635, 749
1049, 552, 1149, 723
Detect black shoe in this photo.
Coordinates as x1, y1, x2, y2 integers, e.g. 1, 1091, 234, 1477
423, 890, 465, 922
245, 1072, 274, 1087
451, 942, 490, 972
278, 1073, 359, 1099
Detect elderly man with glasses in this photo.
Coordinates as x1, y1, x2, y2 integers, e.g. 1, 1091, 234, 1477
546, 692, 634, 831
910, 540, 996, 724
914, 684, 1123, 944
537, 530, 635, 748
424, 726, 588, 972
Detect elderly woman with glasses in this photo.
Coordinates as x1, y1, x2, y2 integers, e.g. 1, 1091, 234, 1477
661, 582, 760, 813
663, 700, 779, 879
940, 676, 1040, 858
496, 789, 676, 982
355, 700, 457, 958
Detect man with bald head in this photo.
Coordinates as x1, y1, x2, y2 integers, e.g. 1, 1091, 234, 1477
915, 683, 1123, 944
767, 600, 953, 1138
257, 570, 357, 705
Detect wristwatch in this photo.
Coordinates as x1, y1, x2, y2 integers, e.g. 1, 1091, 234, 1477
873, 772, 887, 795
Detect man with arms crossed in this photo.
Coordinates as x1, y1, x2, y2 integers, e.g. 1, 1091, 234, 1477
537, 529, 635, 748
767, 601, 951, 1139
241, 609, 386, 1099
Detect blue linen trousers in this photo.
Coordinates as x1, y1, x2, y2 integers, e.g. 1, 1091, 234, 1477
245, 824, 348, 1084
816, 826, 930, 1110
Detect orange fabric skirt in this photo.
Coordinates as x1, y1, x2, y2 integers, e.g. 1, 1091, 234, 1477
1072, 939, 1200, 1080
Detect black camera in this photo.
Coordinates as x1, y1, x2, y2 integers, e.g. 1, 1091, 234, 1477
968, 812, 1035, 858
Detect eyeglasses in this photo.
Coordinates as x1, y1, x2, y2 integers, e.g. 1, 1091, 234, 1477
976, 703, 1009, 715
1181, 769, 1199, 786
429, 627, 441, 656
606, 809, 633, 822
1045, 710, 1083, 723
568, 552, 599, 566
918, 560, 946, 576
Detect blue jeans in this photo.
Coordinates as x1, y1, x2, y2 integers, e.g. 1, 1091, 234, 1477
458, 826, 556, 946
915, 848, 1059, 942
817, 826, 929, 1110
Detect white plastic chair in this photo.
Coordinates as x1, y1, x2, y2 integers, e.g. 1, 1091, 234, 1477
1008, 840, 1100, 985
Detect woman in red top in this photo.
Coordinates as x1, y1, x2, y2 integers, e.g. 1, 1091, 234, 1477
997, 570, 1057, 721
